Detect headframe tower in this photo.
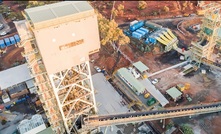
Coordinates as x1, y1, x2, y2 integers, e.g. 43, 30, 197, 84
15, 1, 100, 133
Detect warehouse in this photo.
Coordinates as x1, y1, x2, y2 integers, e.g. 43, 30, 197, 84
0, 64, 37, 102
115, 68, 146, 95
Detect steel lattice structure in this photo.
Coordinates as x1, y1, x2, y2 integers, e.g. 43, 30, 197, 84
191, 2, 221, 64
15, 1, 100, 133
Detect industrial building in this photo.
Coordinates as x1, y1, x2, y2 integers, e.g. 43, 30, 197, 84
124, 20, 178, 53
132, 61, 149, 74
191, 3, 221, 66
17, 114, 46, 134
166, 87, 183, 102
115, 68, 146, 95
15, 1, 100, 133
0, 64, 36, 102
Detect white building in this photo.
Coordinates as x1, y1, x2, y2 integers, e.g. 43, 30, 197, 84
17, 114, 46, 134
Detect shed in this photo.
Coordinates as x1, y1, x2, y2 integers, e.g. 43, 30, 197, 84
0, 39, 5, 49
116, 68, 146, 95
133, 61, 149, 73
166, 87, 182, 102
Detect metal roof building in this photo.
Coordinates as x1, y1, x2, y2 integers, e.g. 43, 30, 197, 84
133, 61, 149, 73
166, 87, 182, 101
0, 64, 32, 90
116, 68, 146, 95
24, 1, 95, 30
17, 114, 46, 134
140, 79, 169, 107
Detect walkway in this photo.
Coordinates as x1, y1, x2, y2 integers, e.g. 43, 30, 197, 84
148, 61, 189, 77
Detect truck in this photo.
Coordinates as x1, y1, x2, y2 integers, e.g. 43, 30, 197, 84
147, 98, 156, 106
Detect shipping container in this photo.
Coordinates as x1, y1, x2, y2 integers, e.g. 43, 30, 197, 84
130, 21, 145, 32
123, 30, 131, 36
14, 34, 20, 43
132, 32, 142, 40
149, 37, 157, 44
136, 29, 146, 36
130, 20, 138, 26
9, 37, 16, 45
139, 27, 149, 34
0, 40, 5, 49
4, 38, 11, 46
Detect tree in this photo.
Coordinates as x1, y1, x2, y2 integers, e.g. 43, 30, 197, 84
164, 6, 170, 12
96, 11, 130, 51
137, 1, 147, 10
182, 1, 188, 10
181, 124, 194, 134
117, 4, 124, 16
1, 119, 7, 125
111, 8, 118, 19
26, 1, 59, 8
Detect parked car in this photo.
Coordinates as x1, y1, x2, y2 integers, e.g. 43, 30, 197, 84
94, 66, 101, 73
151, 78, 159, 85
0, 23, 4, 30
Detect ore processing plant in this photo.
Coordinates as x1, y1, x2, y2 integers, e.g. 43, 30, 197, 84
9, 1, 221, 134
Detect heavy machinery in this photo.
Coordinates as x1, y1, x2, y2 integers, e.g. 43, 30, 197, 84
144, 93, 150, 99
176, 83, 190, 92
127, 100, 143, 109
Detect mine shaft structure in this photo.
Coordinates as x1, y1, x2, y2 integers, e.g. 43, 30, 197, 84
191, 3, 221, 65
15, 1, 100, 133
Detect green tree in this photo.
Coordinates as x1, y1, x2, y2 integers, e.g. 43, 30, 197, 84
181, 124, 194, 134
26, 1, 59, 8
96, 12, 130, 51
1, 119, 7, 125
137, 1, 147, 10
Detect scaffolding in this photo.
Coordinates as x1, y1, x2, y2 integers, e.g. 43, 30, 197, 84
191, 3, 221, 66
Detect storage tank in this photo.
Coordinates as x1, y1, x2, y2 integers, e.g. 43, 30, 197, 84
136, 29, 146, 36
130, 21, 145, 32
139, 27, 149, 34
132, 32, 142, 40
149, 37, 157, 44
130, 20, 138, 26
